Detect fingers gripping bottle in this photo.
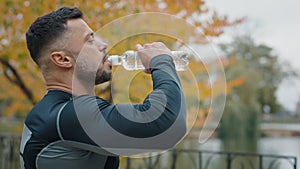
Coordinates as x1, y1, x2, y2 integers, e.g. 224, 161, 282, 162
108, 50, 190, 71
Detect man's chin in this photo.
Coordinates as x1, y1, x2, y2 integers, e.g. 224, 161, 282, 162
95, 71, 112, 85
95, 79, 110, 85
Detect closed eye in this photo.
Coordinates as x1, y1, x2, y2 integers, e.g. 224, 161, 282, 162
85, 32, 95, 44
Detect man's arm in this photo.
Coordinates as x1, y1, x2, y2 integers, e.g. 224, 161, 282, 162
106, 55, 186, 138
58, 43, 186, 156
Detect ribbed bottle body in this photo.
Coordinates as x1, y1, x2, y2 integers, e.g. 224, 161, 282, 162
109, 50, 189, 71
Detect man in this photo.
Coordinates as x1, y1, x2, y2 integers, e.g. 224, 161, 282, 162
20, 7, 186, 169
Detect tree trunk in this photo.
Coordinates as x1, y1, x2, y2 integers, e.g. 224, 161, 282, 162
0, 58, 36, 105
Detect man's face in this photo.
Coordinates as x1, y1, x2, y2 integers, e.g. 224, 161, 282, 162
65, 18, 112, 84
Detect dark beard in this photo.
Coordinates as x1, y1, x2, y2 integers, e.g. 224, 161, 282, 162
95, 69, 112, 85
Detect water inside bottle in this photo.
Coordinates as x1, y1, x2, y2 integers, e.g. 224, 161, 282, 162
122, 50, 144, 70
109, 50, 189, 71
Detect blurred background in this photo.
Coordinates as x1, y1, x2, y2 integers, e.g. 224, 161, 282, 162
0, 0, 299, 169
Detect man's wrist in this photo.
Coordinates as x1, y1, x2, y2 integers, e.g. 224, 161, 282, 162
149, 54, 174, 72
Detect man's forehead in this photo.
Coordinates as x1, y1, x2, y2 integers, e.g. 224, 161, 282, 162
63, 18, 93, 54
66, 18, 92, 36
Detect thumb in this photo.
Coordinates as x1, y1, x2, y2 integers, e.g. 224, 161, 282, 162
135, 44, 143, 51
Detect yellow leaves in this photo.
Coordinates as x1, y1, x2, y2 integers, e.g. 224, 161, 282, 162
129, 73, 152, 103
193, 107, 210, 128
220, 55, 237, 67
4, 100, 32, 118
110, 68, 153, 104
202, 11, 244, 37
13, 123, 24, 133
197, 82, 211, 99
0, 75, 32, 118
0, 0, 244, 130
188, 58, 207, 72
226, 77, 246, 93
95, 82, 112, 101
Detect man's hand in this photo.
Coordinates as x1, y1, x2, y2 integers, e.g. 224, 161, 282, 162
135, 42, 172, 73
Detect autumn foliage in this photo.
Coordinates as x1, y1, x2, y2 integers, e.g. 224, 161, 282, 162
0, 0, 243, 132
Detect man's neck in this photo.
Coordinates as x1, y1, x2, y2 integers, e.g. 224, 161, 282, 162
46, 84, 73, 94
46, 81, 94, 96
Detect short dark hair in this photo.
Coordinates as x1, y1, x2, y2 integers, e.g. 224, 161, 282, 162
26, 7, 83, 64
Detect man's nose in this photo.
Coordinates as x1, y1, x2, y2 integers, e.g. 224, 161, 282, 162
95, 37, 108, 51
98, 41, 107, 51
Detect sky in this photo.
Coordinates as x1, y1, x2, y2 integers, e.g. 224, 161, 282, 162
206, 0, 300, 112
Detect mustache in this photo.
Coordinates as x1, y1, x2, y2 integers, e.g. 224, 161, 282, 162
102, 51, 108, 63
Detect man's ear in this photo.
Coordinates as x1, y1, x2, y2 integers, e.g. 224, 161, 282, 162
50, 51, 73, 68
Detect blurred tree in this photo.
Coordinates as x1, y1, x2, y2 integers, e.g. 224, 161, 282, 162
0, 0, 242, 129
218, 36, 297, 152
219, 56, 261, 151
220, 36, 293, 114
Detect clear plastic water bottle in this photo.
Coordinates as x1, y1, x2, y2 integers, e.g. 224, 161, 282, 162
108, 50, 189, 71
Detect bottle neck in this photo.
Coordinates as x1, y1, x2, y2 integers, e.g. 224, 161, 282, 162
108, 55, 122, 66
